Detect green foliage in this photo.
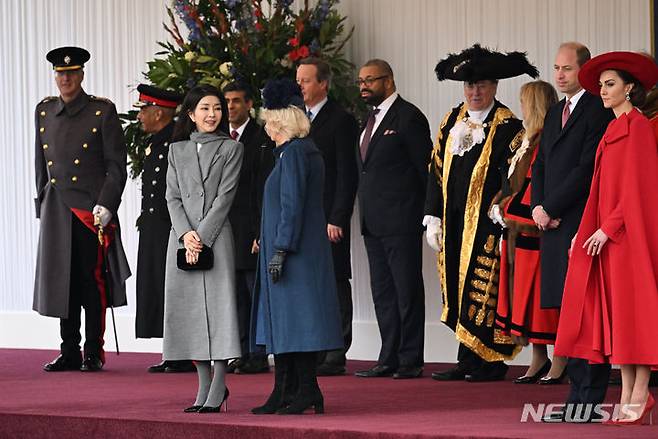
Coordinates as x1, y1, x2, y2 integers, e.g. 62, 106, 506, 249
120, 0, 364, 179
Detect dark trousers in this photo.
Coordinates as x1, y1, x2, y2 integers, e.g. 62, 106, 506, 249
235, 269, 266, 359
363, 233, 425, 368
60, 214, 104, 359
566, 358, 611, 407
318, 278, 353, 366
456, 343, 504, 372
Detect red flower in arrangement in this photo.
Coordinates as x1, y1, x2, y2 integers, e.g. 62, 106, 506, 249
255, 21, 263, 31
298, 45, 310, 58
254, 8, 262, 18
288, 37, 299, 47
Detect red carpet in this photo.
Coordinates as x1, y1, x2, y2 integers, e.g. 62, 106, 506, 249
0, 349, 654, 438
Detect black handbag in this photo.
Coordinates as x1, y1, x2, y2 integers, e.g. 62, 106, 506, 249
177, 245, 214, 271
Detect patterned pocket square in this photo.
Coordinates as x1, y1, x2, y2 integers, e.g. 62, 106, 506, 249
384, 129, 397, 135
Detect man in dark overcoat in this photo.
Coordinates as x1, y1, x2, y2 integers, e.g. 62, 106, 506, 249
34, 46, 131, 372
223, 81, 274, 374
133, 84, 194, 373
531, 42, 614, 422
297, 58, 358, 376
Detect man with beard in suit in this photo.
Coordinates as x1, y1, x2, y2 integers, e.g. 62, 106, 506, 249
353, 59, 432, 379
296, 58, 359, 376
532, 42, 614, 423
223, 81, 274, 374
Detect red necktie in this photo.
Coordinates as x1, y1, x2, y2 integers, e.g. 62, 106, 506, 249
230, 130, 239, 140
561, 99, 571, 129
360, 108, 380, 161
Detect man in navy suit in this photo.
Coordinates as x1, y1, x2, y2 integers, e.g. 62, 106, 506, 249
353, 59, 433, 379
531, 42, 614, 422
297, 58, 359, 376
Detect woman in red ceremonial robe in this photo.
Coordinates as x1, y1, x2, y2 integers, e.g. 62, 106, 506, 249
554, 52, 658, 425
492, 81, 567, 384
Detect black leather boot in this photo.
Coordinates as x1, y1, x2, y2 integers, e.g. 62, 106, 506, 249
251, 353, 291, 414
277, 352, 324, 415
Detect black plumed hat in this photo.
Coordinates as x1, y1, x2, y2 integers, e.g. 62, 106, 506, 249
435, 44, 539, 82
262, 78, 304, 110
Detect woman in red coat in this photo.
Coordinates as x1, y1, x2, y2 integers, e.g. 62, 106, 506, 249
493, 80, 567, 384
554, 52, 658, 424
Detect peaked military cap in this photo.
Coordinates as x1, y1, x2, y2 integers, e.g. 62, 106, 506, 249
435, 44, 539, 83
46, 46, 90, 72
134, 84, 183, 109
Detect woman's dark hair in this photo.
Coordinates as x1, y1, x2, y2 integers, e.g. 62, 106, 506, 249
171, 84, 229, 142
615, 69, 647, 107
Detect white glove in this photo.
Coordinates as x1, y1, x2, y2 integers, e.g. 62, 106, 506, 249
422, 215, 442, 252
92, 205, 112, 227
489, 204, 506, 228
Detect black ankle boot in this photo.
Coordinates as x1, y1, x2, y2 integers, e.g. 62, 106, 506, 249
277, 352, 324, 415
252, 353, 291, 414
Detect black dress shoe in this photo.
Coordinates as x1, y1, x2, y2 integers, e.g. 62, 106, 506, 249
80, 355, 103, 372
431, 365, 468, 381
147, 361, 168, 373
465, 363, 508, 382
514, 360, 551, 384
393, 366, 423, 379
354, 364, 395, 378
317, 363, 346, 376
43, 354, 82, 372
539, 369, 567, 385
164, 360, 196, 373
226, 358, 244, 374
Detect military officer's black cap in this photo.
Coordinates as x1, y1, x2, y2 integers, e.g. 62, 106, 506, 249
134, 84, 183, 109
435, 44, 539, 82
46, 46, 90, 72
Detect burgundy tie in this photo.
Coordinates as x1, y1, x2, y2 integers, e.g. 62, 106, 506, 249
561, 99, 571, 129
230, 130, 239, 140
360, 108, 380, 161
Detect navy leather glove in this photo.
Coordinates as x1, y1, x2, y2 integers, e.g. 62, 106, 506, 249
268, 250, 287, 283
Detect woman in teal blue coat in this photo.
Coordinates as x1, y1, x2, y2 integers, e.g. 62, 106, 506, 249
251, 79, 342, 415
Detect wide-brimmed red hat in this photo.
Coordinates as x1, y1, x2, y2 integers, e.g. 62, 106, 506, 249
578, 51, 658, 95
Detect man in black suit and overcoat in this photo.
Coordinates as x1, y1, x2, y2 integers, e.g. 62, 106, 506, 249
532, 42, 614, 422
296, 57, 359, 376
223, 81, 274, 374
353, 59, 433, 379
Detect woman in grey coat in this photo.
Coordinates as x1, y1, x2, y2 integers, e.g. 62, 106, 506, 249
163, 85, 243, 413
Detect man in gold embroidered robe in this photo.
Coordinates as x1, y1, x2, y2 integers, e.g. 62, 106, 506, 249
424, 45, 537, 382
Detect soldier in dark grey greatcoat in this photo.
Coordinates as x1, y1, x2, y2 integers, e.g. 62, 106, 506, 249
34, 46, 131, 372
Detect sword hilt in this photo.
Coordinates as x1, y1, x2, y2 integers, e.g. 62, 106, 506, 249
93, 214, 104, 245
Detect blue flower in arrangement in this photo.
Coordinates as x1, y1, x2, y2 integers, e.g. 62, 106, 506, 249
225, 0, 239, 9
311, 0, 331, 29
173, 0, 201, 41
309, 39, 320, 55
122, 0, 363, 180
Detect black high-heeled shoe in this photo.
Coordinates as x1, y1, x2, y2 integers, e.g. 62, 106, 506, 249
183, 405, 203, 413
514, 360, 551, 384
539, 367, 567, 385
198, 387, 230, 413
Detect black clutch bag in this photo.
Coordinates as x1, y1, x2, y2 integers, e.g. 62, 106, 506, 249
177, 245, 214, 271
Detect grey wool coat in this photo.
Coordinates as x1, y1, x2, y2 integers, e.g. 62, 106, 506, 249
163, 131, 243, 361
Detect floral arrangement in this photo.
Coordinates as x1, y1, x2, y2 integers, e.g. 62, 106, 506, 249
122, 0, 361, 179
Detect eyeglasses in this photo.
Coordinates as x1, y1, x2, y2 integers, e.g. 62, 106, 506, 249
355, 75, 388, 87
